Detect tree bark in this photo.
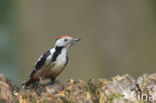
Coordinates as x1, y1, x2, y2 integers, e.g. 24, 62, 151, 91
0, 73, 156, 103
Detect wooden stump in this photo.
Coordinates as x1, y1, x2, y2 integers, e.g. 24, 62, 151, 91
0, 73, 156, 103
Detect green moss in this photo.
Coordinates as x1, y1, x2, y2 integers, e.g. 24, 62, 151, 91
41, 100, 46, 103
86, 91, 91, 97
142, 80, 147, 87
64, 90, 72, 96
62, 97, 74, 103
108, 93, 124, 103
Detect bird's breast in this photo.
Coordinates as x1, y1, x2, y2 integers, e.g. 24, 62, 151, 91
52, 55, 67, 72
44, 54, 67, 78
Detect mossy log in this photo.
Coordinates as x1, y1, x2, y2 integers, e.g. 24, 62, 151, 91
0, 73, 156, 103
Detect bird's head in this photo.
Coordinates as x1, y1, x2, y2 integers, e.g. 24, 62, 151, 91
55, 35, 80, 48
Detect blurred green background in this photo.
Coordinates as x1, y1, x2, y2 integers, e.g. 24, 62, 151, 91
0, 0, 156, 86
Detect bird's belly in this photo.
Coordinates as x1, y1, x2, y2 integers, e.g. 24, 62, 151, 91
32, 55, 67, 80
49, 64, 65, 76
32, 65, 65, 81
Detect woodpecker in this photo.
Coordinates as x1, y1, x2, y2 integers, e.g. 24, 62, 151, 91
23, 35, 80, 87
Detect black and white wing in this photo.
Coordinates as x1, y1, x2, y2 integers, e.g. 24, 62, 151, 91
23, 50, 50, 86
23, 50, 51, 86
31, 50, 51, 77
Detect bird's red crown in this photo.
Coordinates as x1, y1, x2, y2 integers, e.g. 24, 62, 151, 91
56, 35, 68, 40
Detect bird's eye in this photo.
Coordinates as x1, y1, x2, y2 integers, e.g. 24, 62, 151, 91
64, 39, 67, 42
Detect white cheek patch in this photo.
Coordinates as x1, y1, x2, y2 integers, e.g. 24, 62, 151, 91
55, 39, 64, 47
55, 38, 72, 47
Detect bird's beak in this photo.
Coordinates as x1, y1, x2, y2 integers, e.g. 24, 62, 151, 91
72, 38, 81, 44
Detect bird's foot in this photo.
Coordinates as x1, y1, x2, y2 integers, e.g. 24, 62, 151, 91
47, 81, 54, 86
46, 78, 57, 86
47, 79, 60, 86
